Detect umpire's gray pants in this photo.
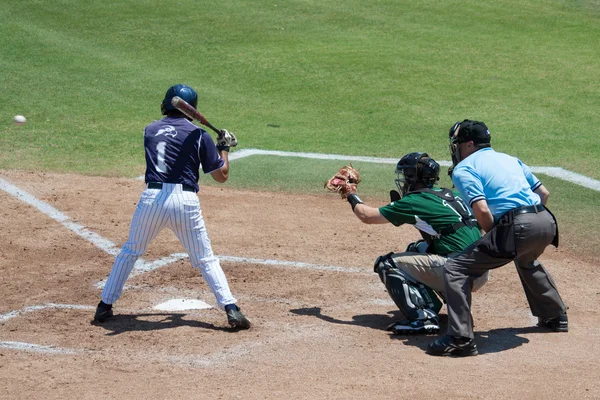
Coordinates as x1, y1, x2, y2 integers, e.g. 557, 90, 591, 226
391, 253, 489, 294
444, 209, 567, 339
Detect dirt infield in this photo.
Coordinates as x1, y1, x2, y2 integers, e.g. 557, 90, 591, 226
1, 170, 598, 400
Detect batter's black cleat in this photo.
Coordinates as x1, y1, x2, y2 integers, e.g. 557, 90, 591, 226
225, 304, 251, 330
93, 301, 113, 323
426, 335, 478, 357
538, 312, 568, 332
387, 318, 440, 335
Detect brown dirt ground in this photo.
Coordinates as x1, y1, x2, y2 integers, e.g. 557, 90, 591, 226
0, 170, 599, 400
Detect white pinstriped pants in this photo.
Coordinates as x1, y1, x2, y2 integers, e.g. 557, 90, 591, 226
101, 183, 236, 309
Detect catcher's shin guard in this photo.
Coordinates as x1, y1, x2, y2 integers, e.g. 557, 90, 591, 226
375, 253, 442, 321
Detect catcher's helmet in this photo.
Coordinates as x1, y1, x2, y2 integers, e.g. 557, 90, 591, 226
161, 84, 198, 115
395, 152, 440, 197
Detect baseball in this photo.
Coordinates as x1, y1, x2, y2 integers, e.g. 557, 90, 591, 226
13, 115, 27, 125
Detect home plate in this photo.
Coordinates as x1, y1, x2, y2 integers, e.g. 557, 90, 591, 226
153, 299, 213, 311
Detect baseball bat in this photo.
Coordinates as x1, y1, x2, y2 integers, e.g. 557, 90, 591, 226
171, 96, 221, 134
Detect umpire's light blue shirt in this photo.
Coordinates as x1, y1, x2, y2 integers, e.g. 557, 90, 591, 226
452, 147, 542, 221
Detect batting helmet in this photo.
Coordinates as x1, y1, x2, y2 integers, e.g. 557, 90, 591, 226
395, 152, 440, 197
161, 84, 198, 115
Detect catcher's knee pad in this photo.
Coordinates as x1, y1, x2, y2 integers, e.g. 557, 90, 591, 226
375, 254, 442, 321
374, 252, 395, 274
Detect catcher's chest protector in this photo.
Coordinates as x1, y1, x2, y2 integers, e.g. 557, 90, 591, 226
407, 188, 477, 236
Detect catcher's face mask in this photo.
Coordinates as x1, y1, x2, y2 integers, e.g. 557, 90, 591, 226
395, 168, 416, 198
395, 152, 437, 198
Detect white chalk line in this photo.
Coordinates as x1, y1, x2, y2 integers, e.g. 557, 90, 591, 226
218, 255, 364, 273
161, 322, 332, 368
7, 149, 589, 360
0, 176, 355, 293
96, 253, 365, 289
0, 325, 330, 367
0, 341, 78, 355
222, 148, 600, 192
0, 172, 362, 361
0, 303, 94, 323
1, 177, 128, 259
137, 147, 600, 189
231, 148, 441, 165
0, 304, 91, 355
0, 303, 336, 366
94, 254, 363, 290
528, 166, 600, 191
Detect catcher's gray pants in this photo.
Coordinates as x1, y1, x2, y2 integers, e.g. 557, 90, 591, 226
444, 209, 566, 339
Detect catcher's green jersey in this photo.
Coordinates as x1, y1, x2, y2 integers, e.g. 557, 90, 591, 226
379, 188, 480, 255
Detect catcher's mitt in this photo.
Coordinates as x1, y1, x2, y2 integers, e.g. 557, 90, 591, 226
324, 165, 361, 198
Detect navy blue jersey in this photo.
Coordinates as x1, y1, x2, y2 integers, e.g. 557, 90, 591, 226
144, 116, 224, 192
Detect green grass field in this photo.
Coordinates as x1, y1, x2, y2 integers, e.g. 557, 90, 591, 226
1, 0, 599, 256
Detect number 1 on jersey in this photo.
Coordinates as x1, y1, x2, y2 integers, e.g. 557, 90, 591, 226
156, 141, 168, 173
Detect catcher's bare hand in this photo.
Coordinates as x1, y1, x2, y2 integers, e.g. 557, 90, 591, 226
324, 164, 361, 199
216, 129, 238, 152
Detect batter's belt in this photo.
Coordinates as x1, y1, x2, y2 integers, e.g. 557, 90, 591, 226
147, 182, 196, 192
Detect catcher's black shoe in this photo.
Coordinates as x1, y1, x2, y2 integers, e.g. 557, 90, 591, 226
538, 312, 568, 332
93, 301, 113, 323
387, 318, 440, 335
426, 335, 478, 357
225, 304, 251, 330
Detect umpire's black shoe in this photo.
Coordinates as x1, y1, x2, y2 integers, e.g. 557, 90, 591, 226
538, 312, 568, 332
225, 304, 251, 330
93, 301, 113, 323
426, 335, 478, 357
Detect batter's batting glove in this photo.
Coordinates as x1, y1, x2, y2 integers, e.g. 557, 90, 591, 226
217, 129, 238, 152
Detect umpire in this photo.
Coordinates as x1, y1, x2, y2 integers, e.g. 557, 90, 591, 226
427, 119, 568, 357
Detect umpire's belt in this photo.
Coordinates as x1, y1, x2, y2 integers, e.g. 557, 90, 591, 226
147, 182, 196, 192
511, 204, 545, 216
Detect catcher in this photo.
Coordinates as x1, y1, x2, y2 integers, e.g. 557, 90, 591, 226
325, 153, 489, 334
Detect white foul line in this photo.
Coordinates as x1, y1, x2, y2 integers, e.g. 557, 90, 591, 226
138, 148, 600, 191
4, 148, 597, 291
529, 166, 600, 192
0, 341, 78, 355
0, 178, 120, 256
0, 176, 360, 293
132, 253, 364, 274
0, 177, 190, 275
225, 148, 600, 192
95, 253, 366, 289
218, 255, 365, 273
0, 304, 86, 355
0, 303, 94, 323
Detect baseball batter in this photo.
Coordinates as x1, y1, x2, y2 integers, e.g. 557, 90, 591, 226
93, 84, 250, 330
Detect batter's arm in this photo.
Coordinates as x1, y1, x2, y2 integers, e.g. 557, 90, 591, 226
210, 150, 229, 183
353, 203, 389, 224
